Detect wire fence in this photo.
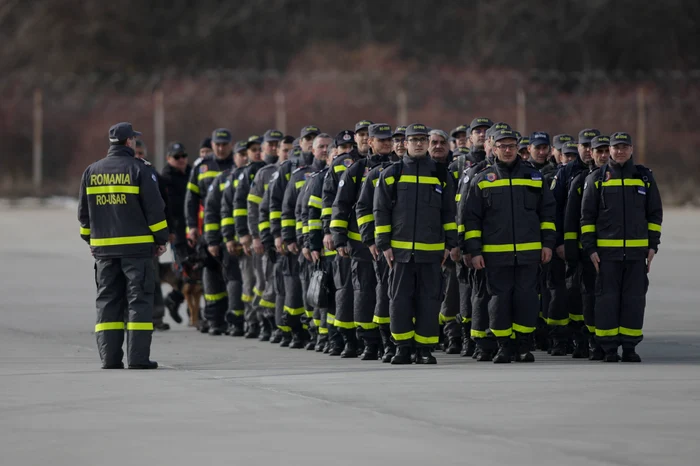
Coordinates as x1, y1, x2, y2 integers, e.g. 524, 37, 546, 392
1, 69, 699, 203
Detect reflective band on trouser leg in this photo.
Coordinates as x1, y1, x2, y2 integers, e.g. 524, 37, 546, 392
127, 322, 154, 331
353, 259, 379, 343
95, 322, 125, 332
95, 257, 127, 366
121, 257, 156, 366
619, 259, 647, 348
593, 261, 623, 351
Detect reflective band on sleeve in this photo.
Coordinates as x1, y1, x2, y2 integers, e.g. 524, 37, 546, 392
540, 222, 556, 231
302, 226, 309, 234
277, 325, 292, 332
564, 232, 578, 240
458, 224, 465, 233
187, 182, 200, 194
464, 230, 482, 240
390, 240, 445, 251
455, 193, 462, 202
414, 334, 439, 344
375, 225, 392, 234
482, 242, 541, 253
95, 322, 125, 332
253, 287, 263, 297
80, 227, 91, 235
308, 196, 323, 209
392, 330, 415, 341
648, 223, 662, 232
334, 165, 347, 173
384, 176, 395, 186
546, 318, 569, 326
90, 235, 154, 246
204, 292, 228, 302
86, 185, 139, 195
348, 231, 362, 241
281, 219, 296, 227
258, 221, 270, 230
581, 225, 596, 234
149, 220, 168, 232
296, 221, 303, 230
443, 222, 457, 231
295, 180, 305, 189
259, 299, 276, 308
242, 294, 253, 303
232, 310, 245, 317
205, 223, 221, 232
597, 239, 649, 248
198, 171, 220, 180
270, 211, 282, 219
330, 220, 348, 229
127, 322, 154, 331
357, 214, 374, 226
322, 207, 333, 216
221, 218, 234, 226
233, 209, 247, 217
247, 194, 262, 204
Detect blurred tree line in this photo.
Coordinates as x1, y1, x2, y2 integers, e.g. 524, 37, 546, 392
1, 0, 698, 75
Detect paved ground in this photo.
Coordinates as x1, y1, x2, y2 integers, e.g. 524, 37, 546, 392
1, 206, 699, 466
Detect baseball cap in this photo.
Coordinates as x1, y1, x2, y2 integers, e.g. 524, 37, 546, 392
493, 129, 517, 143
393, 125, 407, 137
552, 134, 574, 150
405, 123, 430, 137
369, 123, 393, 139
212, 128, 233, 144
109, 122, 141, 142
234, 141, 248, 153
263, 129, 284, 142
355, 120, 373, 132
518, 137, 530, 150
529, 131, 551, 146
199, 137, 212, 150
451, 125, 469, 138
300, 125, 320, 139
246, 135, 263, 148
578, 128, 601, 145
591, 135, 611, 149
335, 130, 355, 147
167, 142, 186, 157
487, 122, 512, 139
610, 132, 633, 146
562, 142, 579, 155
455, 147, 471, 156
469, 117, 494, 131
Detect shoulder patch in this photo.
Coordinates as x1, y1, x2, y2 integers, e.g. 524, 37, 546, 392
486, 173, 497, 182
200, 165, 208, 173
550, 177, 557, 190
151, 173, 157, 182
339, 179, 345, 188
531, 172, 542, 181
605, 171, 612, 181
343, 158, 353, 168
238, 173, 245, 180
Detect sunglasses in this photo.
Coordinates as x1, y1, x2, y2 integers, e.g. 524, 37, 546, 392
170, 153, 188, 160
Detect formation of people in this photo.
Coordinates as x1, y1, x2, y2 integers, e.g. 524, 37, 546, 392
78, 118, 663, 369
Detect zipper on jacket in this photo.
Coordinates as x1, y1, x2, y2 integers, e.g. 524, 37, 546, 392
621, 168, 626, 260
411, 158, 420, 256
508, 169, 517, 262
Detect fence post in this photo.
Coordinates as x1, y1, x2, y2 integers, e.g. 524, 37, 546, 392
516, 86, 527, 136
275, 90, 287, 134
32, 88, 43, 197
153, 88, 165, 172
396, 89, 408, 125
636, 86, 647, 165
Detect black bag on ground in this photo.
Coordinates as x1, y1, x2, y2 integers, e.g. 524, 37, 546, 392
306, 263, 330, 309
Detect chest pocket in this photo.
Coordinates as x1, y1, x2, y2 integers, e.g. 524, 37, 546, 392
633, 180, 648, 208
523, 186, 540, 210
483, 186, 503, 209
426, 183, 443, 208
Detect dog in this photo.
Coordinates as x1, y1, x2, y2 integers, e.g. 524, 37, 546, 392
159, 246, 205, 328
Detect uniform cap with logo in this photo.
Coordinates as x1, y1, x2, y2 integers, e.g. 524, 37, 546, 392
578, 128, 601, 144
487, 122, 512, 139
369, 123, 393, 139
562, 142, 579, 155
518, 137, 530, 150
591, 135, 611, 149
109, 122, 142, 143
392, 125, 407, 137
529, 131, 551, 146
211, 128, 233, 144
300, 125, 320, 139
451, 125, 470, 138
552, 134, 574, 150
469, 117, 494, 131
355, 120, 374, 132
263, 129, 284, 142
405, 123, 430, 137
167, 142, 187, 157
199, 137, 212, 150
610, 132, 633, 146
246, 135, 263, 148
334, 130, 355, 147
234, 141, 248, 153
455, 147, 471, 155
493, 129, 517, 143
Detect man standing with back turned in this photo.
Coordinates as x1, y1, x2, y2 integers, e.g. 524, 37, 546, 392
78, 123, 168, 369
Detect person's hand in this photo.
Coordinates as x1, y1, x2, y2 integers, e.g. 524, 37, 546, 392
239, 234, 252, 256
337, 246, 348, 257
187, 227, 199, 247
647, 249, 655, 273
450, 247, 461, 262
463, 253, 473, 269
226, 241, 236, 256
252, 237, 264, 255
383, 248, 394, 268
311, 250, 321, 263
275, 236, 286, 254
556, 245, 565, 260
590, 252, 600, 273
302, 247, 312, 262
369, 244, 379, 261
541, 247, 553, 265
471, 254, 485, 270
156, 245, 167, 257
288, 242, 299, 255
207, 245, 220, 257
441, 249, 450, 266
323, 234, 335, 252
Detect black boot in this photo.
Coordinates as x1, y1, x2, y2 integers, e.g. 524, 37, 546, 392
340, 329, 358, 358
229, 323, 245, 337
164, 290, 184, 324
571, 337, 588, 359
445, 338, 461, 355
290, 331, 306, 349
603, 349, 620, 362
208, 323, 226, 336
270, 329, 283, 344
550, 340, 567, 356
360, 343, 379, 361
621, 348, 641, 362
279, 332, 292, 347
415, 347, 437, 364
315, 334, 328, 352
516, 334, 535, 362
128, 360, 158, 369
379, 325, 395, 363
245, 322, 260, 339
259, 319, 272, 342
198, 320, 210, 334
390, 346, 412, 365
476, 349, 492, 362
589, 339, 605, 360
493, 339, 511, 364
154, 321, 171, 331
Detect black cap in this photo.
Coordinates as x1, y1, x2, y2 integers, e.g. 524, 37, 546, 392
529, 131, 551, 146
167, 142, 186, 156
405, 123, 430, 137
369, 123, 393, 139
518, 137, 530, 150
292, 138, 300, 149
493, 129, 517, 143
212, 128, 233, 144
562, 142, 579, 155
246, 135, 263, 148
263, 129, 284, 142
393, 125, 407, 137
108, 122, 141, 142
591, 135, 611, 149
455, 147, 471, 155
487, 122, 512, 139
290, 146, 302, 158
300, 125, 320, 139
578, 128, 601, 144
469, 117, 494, 131
199, 137, 212, 150
610, 132, 633, 146
450, 125, 469, 137
355, 120, 373, 132
234, 141, 248, 153
335, 130, 355, 147
552, 134, 574, 150
514, 131, 522, 140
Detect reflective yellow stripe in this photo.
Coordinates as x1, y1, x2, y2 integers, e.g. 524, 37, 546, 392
187, 182, 200, 194
308, 219, 322, 228
334, 165, 347, 173
204, 224, 220, 232
414, 334, 439, 344
586, 325, 596, 334
348, 231, 362, 241
232, 310, 245, 317
302, 226, 309, 234
482, 242, 542, 253
283, 306, 305, 316
80, 227, 91, 235
355, 321, 378, 330
296, 221, 303, 230
443, 222, 457, 231
277, 325, 291, 332
149, 220, 168, 232
247, 194, 262, 204
478, 178, 543, 190
221, 217, 234, 226
323, 248, 337, 256
455, 193, 462, 202
219, 183, 227, 191
390, 240, 445, 251
564, 232, 578, 240
596, 328, 619, 337
392, 330, 415, 341
375, 225, 391, 234
333, 319, 356, 329
205, 292, 227, 301
461, 316, 472, 324
569, 313, 584, 322
471, 329, 487, 338
512, 324, 536, 334
242, 294, 253, 303
601, 179, 645, 187
199, 211, 204, 219
458, 224, 465, 233
439, 314, 456, 324
597, 239, 649, 248
233, 180, 239, 188
648, 223, 662, 232
384, 176, 395, 186
372, 315, 391, 324
259, 299, 276, 308
313, 319, 322, 326
95, 322, 125, 332
86, 185, 139, 195
281, 219, 296, 227
259, 221, 270, 230
253, 287, 263, 297
270, 211, 282, 219
127, 322, 154, 331
491, 328, 513, 337
620, 327, 643, 337
540, 222, 556, 231
398, 175, 440, 184
295, 180, 306, 189
326, 314, 335, 324
546, 318, 569, 326
330, 219, 348, 229
321, 207, 333, 216
308, 196, 323, 209
465, 230, 482, 240
305, 309, 314, 318
198, 171, 219, 180
90, 235, 154, 246
318, 327, 329, 334
233, 209, 247, 217
581, 225, 596, 234
357, 214, 374, 226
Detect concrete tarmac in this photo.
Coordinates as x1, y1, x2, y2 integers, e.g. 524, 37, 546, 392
1, 206, 699, 466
